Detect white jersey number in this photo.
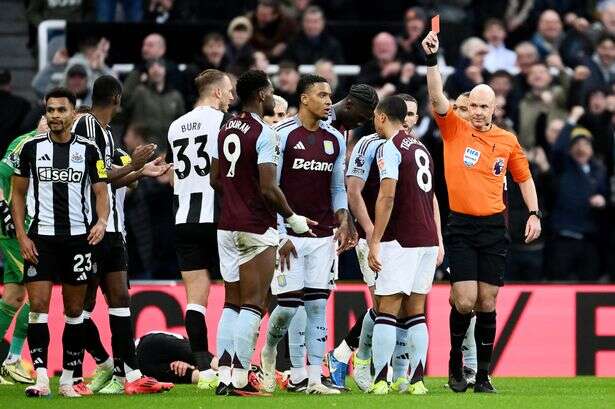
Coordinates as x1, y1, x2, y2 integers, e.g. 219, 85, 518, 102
223, 133, 241, 177
172, 135, 210, 179
415, 149, 432, 192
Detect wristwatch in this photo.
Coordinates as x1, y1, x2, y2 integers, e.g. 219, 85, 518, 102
529, 210, 543, 219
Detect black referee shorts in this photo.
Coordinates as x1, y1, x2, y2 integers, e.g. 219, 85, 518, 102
174, 223, 219, 272
94, 232, 128, 275
23, 234, 94, 285
444, 211, 510, 287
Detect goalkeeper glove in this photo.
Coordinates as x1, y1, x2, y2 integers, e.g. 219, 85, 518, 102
0, 200, 15, 238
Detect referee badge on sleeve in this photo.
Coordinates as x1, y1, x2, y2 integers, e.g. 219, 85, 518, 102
96, 160, 108, 179
463, 147, 480, 167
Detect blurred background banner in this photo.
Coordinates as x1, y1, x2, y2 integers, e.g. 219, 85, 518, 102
2, 283, 613, 377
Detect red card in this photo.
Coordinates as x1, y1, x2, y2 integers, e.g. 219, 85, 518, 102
432, 15, 440, 33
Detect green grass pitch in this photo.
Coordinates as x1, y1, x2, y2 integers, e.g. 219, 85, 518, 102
1, 378, 614, 409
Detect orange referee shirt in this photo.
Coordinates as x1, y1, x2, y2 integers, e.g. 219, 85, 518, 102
434, 106, 531, 216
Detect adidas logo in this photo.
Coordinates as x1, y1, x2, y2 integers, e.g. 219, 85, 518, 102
34, 358, 43, 365
76, 272, 87, 281
38, 154, 51, 161
293, 141, 306, 150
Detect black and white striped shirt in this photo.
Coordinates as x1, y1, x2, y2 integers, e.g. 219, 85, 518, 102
15, 133, 107, 236
167, 106, 222, 224
72, 113, 125, 233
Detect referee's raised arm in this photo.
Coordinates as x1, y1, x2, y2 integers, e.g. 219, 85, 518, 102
421, 31, 449, 115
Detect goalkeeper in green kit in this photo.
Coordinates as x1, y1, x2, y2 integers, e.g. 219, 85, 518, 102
0, 118, 47, 385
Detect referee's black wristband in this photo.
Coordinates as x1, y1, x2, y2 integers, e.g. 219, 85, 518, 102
426, 53, 438, 67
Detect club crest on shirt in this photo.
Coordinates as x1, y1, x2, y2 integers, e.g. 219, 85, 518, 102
354, 154, 365, 168
71, 152, 84, 163
463, 147, 480, 167
493, 157, 505, 176
323, 140, 334, 155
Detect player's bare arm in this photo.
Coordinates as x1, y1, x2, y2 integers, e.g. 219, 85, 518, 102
518, 178, 542, 243
421, 31, 450, 115
10, 175, 37, 264
105, 143, 157, 181
111, 157, 172, 188
88, 181, 109, 246
346, 176, 374, 241
433, 196, 445, 266
367, 178, 397, 272
334, 209, 355, 254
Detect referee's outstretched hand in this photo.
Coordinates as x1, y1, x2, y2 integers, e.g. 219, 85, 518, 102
525, 215, 542, 243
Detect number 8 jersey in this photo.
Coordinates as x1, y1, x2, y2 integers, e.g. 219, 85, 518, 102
214, 112, 279, 234
167, 106, 222, 224
377, 130, 438, 247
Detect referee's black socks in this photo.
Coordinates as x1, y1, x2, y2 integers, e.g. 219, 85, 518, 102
185, 304, 212, 371
449, 306, 472, 377
474, 311, 496, 383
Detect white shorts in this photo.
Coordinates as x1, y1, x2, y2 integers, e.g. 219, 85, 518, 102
271, 236, 336, 295
218, 228, 279, 283
374, 241, 438, 296
355, 238, 376, 287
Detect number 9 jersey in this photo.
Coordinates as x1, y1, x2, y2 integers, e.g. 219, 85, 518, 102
214, 112, 279, 234
167, 106, 221, 224
377, 131, 438, 247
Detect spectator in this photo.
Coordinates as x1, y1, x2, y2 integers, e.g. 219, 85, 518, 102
125, 59, 185, 147
559, 10, 593, 67
263, 95, 288, 125
505, 146, 550, 282
510, 42, 540, 105
518, 62, 569, 148
96, 0, 142, 22
357, 32, 424, 99
504, 0, 534, 35
284, 5, 344, 64
281, 0, 311, 20
32, 37, 114, 98
589, 1, 615, 41
184, 33, 229, 108
314, 59, 345, 102
547, 107, 608, 281
226, 16, 255, 67
64, 64, 93, 107
144, 0, 186, 23
580, 34, 615, 101
251, 50, 270, 72
483, 18, 517, 74
123, 123, 178, 279
397, 7, 429, 65
444, 37, 490, 98
123, 33, 182, 100
532, 10, 564, 59
578, 89, 615, 163
249, 0, 298, 60
274, 60, 300, 110
0, 70, 30, 156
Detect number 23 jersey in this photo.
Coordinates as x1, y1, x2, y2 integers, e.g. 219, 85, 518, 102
378, 131, 438, 247
214, 112, 279, 234
167, 106, 221, 224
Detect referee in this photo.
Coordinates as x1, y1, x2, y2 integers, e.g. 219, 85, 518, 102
422, 31, 541, 393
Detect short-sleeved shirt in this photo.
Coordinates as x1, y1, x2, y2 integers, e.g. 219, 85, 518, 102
433, 107, 531, 216
378, 131, 438, 247
216, 112, 279, 234
276, 116, 347, 238
14, 133, 107, 236
346, 133, 385, 239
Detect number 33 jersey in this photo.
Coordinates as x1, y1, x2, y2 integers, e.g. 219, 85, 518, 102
214, 112, 279, 234
377, 130, 438, 247
167, 106, 222, 224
